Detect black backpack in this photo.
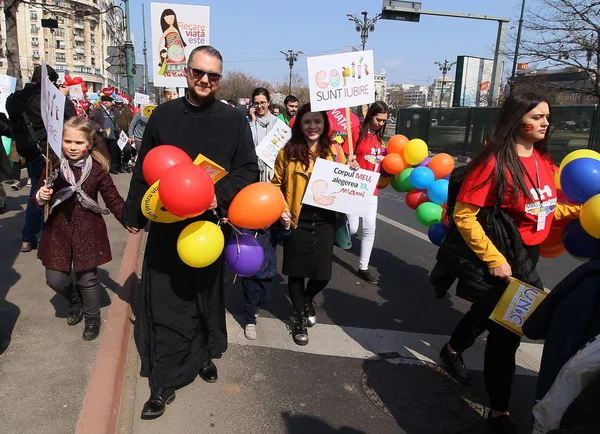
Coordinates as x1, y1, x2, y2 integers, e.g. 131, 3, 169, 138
5, 90, 44, 161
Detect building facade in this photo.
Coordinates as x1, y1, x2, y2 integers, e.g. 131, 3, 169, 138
374, 70, 387, 103
428, 76, 456, 108
0, 0, 124, 92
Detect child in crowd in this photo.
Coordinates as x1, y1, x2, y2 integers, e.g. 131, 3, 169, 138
36, 117, 125, 341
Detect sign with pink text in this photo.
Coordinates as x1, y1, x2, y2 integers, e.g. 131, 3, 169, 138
254, 118, 291, 169
307, 50, 375, 112
302, 158, 379, 217
150, 2, 210, 87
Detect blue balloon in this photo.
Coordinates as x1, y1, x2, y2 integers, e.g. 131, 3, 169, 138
428, 179, 449, 205
561, 158, 600, 203
428, 222, 449, 246
409, 167, 435, 190
563, 220, 597, 259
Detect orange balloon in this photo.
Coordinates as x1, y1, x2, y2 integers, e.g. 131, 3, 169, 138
387, 135, 409, 155
539, 223, 566, 258
427, 153, 455, 179
378, 176, 391, 189
381, 153, 408, 175
228, 183, 285, 229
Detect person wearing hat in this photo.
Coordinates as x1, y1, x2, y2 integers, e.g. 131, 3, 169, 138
114, 96, 133, 172
89, 95, 123, 174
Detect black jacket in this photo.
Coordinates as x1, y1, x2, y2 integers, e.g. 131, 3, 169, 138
523, 260, 600, 401
7, 82, 77, 162
431, 203, 543, 308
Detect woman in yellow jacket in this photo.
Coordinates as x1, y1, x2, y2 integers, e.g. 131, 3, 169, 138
272, 103, 359, 345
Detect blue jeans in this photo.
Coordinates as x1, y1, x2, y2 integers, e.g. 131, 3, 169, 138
22, 157, 44, 244
242, 277, 272, 325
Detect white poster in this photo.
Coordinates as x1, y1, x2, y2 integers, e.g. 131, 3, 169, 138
0, 74, 17, 115
117, 130, 129, 150
254, 118, 291, 169
40, 60, 66, 158
150, 2, 210, 88
307, 50, 375, 112
134, 92, 150, 105
301, 158, 379, 217
68, 84, 84, 100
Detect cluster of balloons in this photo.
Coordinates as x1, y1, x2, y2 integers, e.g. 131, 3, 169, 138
378, 135, 455, 246
540, 149, 600, 260
141, 145, 285, 274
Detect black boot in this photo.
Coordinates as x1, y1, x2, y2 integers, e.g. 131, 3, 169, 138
292, 314, 309, 346
199, 361, 218, 383
439, 343, 471, 384
141, 387, 176, 420
67, 303, 83, 326
304, 298, 317, 327
82, 316, 101, 341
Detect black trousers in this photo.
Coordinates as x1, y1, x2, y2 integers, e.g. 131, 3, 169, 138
288, 277, 328, 316
106, 138, 121, 170
448, 245, 540, 412
46, 267, 100, 318
242, 277, 271, 325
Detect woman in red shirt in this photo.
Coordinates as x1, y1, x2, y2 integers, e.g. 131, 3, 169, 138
438, 92, 580, 434
346, 101, 389, 284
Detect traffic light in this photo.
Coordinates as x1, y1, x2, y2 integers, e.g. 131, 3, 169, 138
105, 46, 124, 76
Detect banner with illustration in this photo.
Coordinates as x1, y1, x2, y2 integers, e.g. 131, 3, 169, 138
40, 59, 66, 158
254, 118, 291, 169
0, 74, 17, 115
150, 2, 210, 87
301, 158, 379, 217
307, 50, 375, 112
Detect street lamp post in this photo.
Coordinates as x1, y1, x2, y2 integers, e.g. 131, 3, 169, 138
347, 11, 381, 51
434, 59, 456, 107
280, 49, 303, 95
511, 0, 526, 79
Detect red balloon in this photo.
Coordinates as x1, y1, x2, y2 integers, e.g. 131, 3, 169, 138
142, 145, 193, 186
405, 189, 429, 210
159, 163, 215, 218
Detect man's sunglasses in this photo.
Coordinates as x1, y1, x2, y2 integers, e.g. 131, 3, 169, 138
187, 67, 222, 82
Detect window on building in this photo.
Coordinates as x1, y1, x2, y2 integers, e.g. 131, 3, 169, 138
32, 50, 40, 59
32, 37, 39, 46
56, 40, 65, 49
30, 11, 38, 20
91, 57, 95, 66
57, 16, 64, 23
30, 24, 38, 33
56, 53, 66, 62
89, 21, 96, 31
55, 28, 65, 37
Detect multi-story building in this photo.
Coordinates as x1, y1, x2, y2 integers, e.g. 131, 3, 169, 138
374, 70, 387, 103
0, 0, 125, 92
427, 76, 456, 108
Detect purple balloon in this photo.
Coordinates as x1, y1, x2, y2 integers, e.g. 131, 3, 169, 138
224, 234, 264, 276
417, 157, 432, 168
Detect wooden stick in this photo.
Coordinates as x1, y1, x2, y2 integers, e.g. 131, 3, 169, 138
344, 107, 354, 158
44, 141, 50, 222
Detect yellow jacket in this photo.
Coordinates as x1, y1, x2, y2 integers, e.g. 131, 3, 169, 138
271, 144, 346, 228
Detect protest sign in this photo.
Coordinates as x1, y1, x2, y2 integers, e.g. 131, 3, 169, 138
68, 84, 84, 100
307, 50, 375, 112
0, 74, 17, 115
254, 118, 291, 169
151, 2, 210, 87
117, 130, 129, 150
301, 158, 379, 217
40, 59, 66, 158
489, 278, 547, 336
134, 92, 150, 105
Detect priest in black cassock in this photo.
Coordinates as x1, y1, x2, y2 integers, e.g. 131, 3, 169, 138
122, 45, 258, 420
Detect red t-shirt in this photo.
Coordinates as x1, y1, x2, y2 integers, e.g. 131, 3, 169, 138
343, 127, 384, 196
457, 149, 558, 246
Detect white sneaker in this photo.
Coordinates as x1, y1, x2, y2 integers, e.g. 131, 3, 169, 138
244, 324, 256, 340
26, 178, 31, 187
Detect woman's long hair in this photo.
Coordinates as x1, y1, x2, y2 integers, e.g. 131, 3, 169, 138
160, 9, 187, 48
61, 117, 110, 172
284, 103, 332, 170
459, 91, 552, 203
357, 101, 389, 145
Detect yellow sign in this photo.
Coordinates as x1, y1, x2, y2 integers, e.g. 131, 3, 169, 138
143, 105, 157, 117
489, 278, 547, 336
141, 153, 229, 223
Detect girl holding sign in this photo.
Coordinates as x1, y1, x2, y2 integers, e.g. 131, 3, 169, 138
345, 101, 389, 285
272, 103, 359, 346
434, 92, 580, 434
35, 117, 125, 341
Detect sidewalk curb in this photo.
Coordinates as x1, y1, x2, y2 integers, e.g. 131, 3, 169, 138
75, 231, 145, 434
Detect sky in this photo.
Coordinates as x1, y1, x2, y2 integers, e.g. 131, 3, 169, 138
128, 0, 525, 88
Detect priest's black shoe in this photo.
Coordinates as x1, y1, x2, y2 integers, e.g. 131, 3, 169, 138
140, 388, 176, 420
67, 304, 83, 326
199, 361, 218, 383
82, 316, 101, 341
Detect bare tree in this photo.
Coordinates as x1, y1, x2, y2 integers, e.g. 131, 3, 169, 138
4, 0, 23, 88
274, 73, 310, 104
386, 88, 406, 110
217, 71, 270, 104
519, 0, 600, 101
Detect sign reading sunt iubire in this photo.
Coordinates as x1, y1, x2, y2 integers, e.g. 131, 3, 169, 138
307, 50, 375, 112
302, 158, 379, 217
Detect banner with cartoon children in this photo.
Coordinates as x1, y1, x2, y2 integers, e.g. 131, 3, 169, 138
150, 2, 211, 87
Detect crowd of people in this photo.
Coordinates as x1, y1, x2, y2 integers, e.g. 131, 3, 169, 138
0, 45, 597, 433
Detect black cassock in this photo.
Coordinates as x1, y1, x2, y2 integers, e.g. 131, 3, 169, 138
123, 97, 258, 389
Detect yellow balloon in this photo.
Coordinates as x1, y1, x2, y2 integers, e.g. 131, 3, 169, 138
559, 149, 600, 172
141, 180, 185, 223
177, 221, 224, 268
404, 139, 429, 165
555, 170, 561, 189
580, 194, 600, 239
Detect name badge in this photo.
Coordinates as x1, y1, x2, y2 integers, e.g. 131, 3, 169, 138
536, 211, 546, 232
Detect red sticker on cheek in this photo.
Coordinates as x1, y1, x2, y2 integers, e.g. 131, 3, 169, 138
82, 148, 88, 154
522, 123, 535, 132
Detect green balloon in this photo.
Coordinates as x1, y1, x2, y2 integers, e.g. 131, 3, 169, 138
390, 174, 403, 192
415, 202, 443, 227
396, 168, 414, 192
